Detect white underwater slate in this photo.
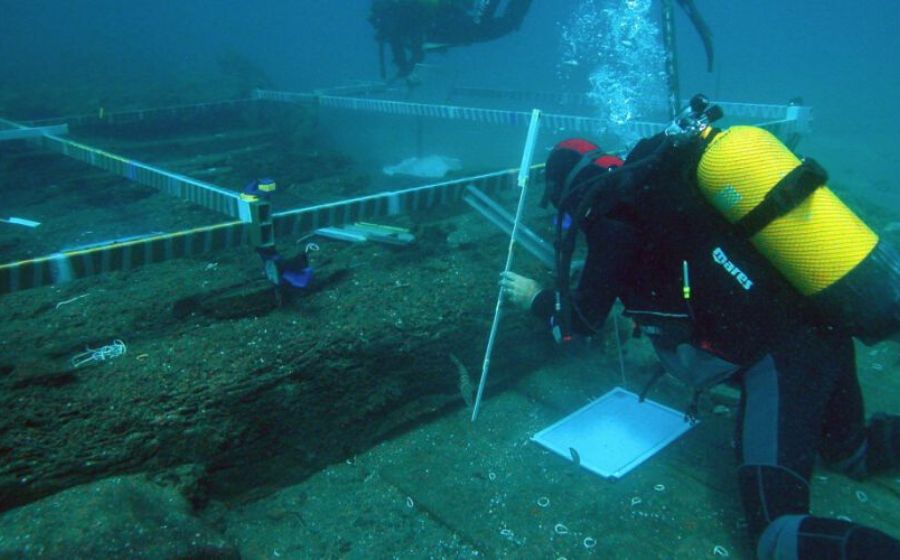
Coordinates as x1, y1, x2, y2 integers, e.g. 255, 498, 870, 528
531, 387, 695, 479
382, 155, 462, 178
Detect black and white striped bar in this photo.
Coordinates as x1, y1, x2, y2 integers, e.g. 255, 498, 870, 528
24, 98, 255, 128
449, 86, 811, 130
0, 221, 250, 295
2, 115, 246, 219
253, 89, 667, 139
272, 166, 532, 239
33, 133, 245, 219
252, 89, 318, 104
0, 166, 539, 294
756, 118, 809, 139
0, 124, 68, 141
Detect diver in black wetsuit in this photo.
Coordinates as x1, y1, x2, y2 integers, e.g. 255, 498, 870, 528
369, 0, 532, 81
501, 133, 900, 559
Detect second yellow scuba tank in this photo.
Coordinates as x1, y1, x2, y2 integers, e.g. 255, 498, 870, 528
693, 123, 900, 343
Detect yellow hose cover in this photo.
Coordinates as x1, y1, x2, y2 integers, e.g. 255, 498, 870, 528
697, 126, 878, 295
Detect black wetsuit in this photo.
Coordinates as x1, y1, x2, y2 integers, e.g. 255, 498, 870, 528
531, 135, 900, 559
370, 0, 432, 79
431, 0, 532, 46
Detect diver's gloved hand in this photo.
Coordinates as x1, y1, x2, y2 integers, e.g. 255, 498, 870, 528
499, 271, 541, 310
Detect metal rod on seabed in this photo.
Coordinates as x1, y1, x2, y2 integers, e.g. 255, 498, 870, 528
471, 108, 542, 422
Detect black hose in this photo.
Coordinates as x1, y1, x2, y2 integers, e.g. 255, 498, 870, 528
676, 0, 714, 72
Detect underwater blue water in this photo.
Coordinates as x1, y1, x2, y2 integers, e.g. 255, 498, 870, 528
0, 3, 898, 557
0, 0, 897, 133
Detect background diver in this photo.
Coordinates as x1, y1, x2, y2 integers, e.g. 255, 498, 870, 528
369, 0, 533, 82
369, 0, 713, 83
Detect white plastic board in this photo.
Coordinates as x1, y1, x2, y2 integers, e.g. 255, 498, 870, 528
531, 387, 695, 479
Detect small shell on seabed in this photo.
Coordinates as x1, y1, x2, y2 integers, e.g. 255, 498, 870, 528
536, 496, 550, 508
713, 545, 729, 557
554, 523, 569, 535
583, 537, 597, 549
855, 490, 869, 503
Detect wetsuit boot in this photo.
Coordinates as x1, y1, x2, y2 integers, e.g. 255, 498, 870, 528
740, 464, 900, 559
758, 515, 900, 559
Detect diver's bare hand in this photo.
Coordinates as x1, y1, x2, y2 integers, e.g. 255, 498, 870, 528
499, 271, 540, 310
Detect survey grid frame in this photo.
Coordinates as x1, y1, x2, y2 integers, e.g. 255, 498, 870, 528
0, 87, 811, 295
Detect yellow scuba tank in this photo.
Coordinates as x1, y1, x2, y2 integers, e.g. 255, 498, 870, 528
695, 125, 900, 343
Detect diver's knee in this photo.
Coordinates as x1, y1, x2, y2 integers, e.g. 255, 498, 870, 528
758, 515, 900, 559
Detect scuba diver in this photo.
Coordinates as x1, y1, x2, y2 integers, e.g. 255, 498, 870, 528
369, 0, 533, 82
500, 97, 900, 558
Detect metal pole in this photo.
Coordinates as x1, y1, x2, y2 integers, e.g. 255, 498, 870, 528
471, 108, 542, 422
661, 0, 681, 119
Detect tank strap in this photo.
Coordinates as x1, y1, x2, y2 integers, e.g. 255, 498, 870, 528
734, 158, 828, 238
541, 148, 601, 208
562, 149, 607, 195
